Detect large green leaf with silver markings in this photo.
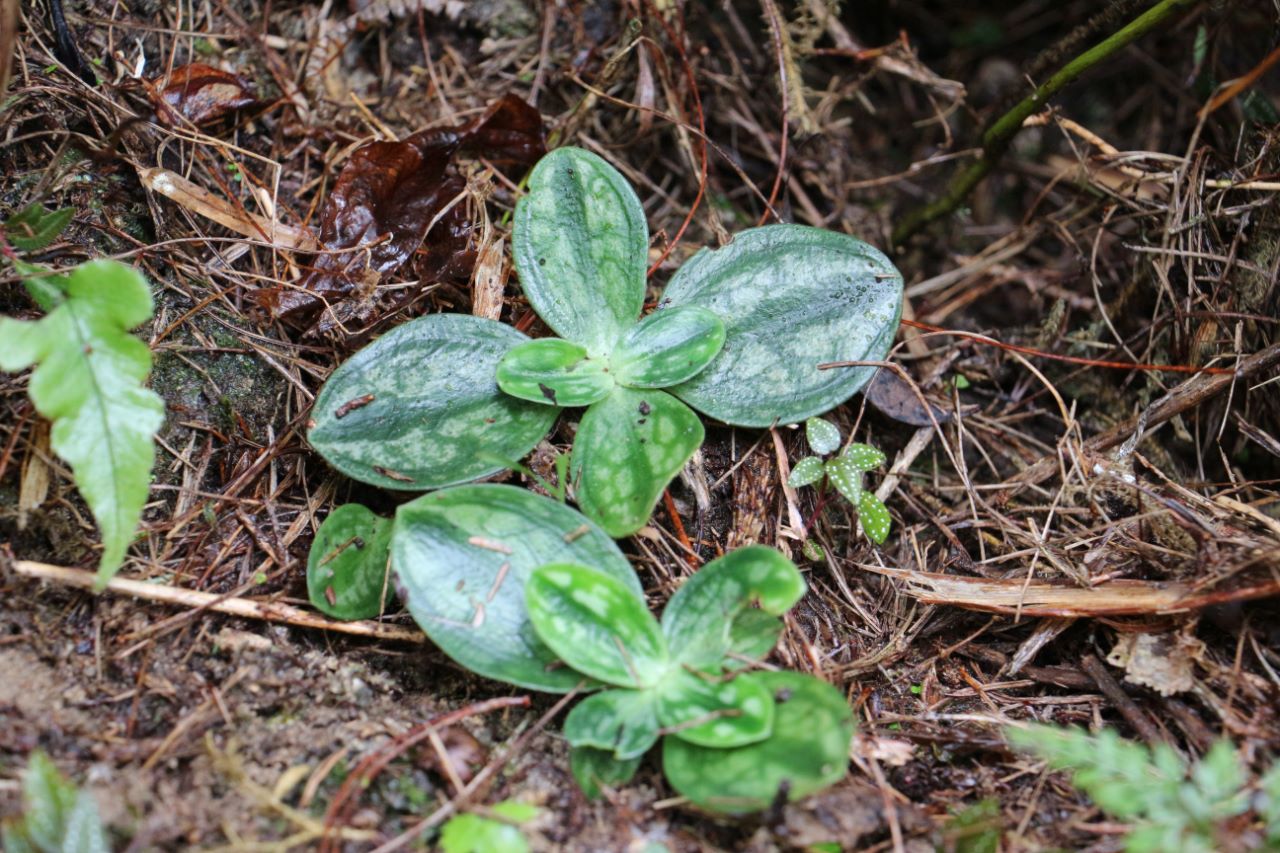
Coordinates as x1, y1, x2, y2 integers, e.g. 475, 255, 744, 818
662, 671, 855, 814
306, 503, 393, 620
526, 562, 669, 688
513, 147, 648, 356
570, 387, 703, 538
611, 305, 725, 389
660, 546, 805, 669
308, 314, 559, 491
391, 485, 641, 692
663, 224, 903, 427
496, 337, 614, 407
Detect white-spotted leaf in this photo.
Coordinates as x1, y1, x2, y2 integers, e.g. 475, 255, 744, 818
392, 485, 640, 692
662, 671, 855, 814
309, 314, 558, 491
306, 503, 392, 621
570, 387, 703, 538
664, 224, 902, 427
513, 147, 647, 355
611, 305, 726, 389
660, 546, 805, 668
658, 669, 775, 749
496, 338, 614, 407
562, 688, 660, 760
857, 492, 892, 544
787, 456, 826, 488
526, 562, 669, 688
824, 456, 864, 505
805, 417, 841, 456
0, 261, 164, 586
841, 443, 887, 470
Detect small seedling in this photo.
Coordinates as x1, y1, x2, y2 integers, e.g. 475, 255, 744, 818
787, 417, 891, 544
0, 258, 163, 586
2, 751, 110, 853
524, 548, 854, 813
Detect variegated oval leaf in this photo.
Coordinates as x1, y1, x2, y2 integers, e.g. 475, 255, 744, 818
658, 669, 775, 749
660, 545, 805, 668
662, 671, 855, 814
805, 417, 841, 456
526, 562, 669, 688
562, 688, 660, 760
306, 503, 393, 621
664, 224, 902, 427
309, 314, 558, 491
513, 147, 648, 355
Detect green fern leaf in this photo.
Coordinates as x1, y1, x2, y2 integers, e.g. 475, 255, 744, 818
0, 261, 163, 586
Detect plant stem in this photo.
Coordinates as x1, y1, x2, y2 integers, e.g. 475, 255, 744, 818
891, 0, 1198, 246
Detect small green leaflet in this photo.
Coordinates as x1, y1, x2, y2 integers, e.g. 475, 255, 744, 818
496, 338, 614, 407
841, 443, 887, 469
0, 261, 163, 586
857, 492, 891, 545
305, 503, 392, 620
787, 456, 825, 488
805, 417, 841, 455
513, 147, 648, 355
526, 562, 670, 688
824, 456, 864, 504
439, 801, 539, 853
2, 203, 75, 252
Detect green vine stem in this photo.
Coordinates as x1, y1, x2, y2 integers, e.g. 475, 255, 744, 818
891, 0, 1199, 246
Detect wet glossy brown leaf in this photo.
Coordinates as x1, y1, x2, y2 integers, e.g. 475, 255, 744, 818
154, 63, 258, 125
257, 95, 545, 332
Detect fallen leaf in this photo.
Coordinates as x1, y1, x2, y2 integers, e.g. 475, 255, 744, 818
152, 62, 258, 125
257, 95, 544, 332
864, 368, 952, 426
1107, 630, 1204, 696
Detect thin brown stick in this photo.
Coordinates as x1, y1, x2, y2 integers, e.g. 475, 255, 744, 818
8, 558, 426, 643
1081, 654, 1164, 746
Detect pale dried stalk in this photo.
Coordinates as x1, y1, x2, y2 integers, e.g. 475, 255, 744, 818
10, 559, 425, 643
